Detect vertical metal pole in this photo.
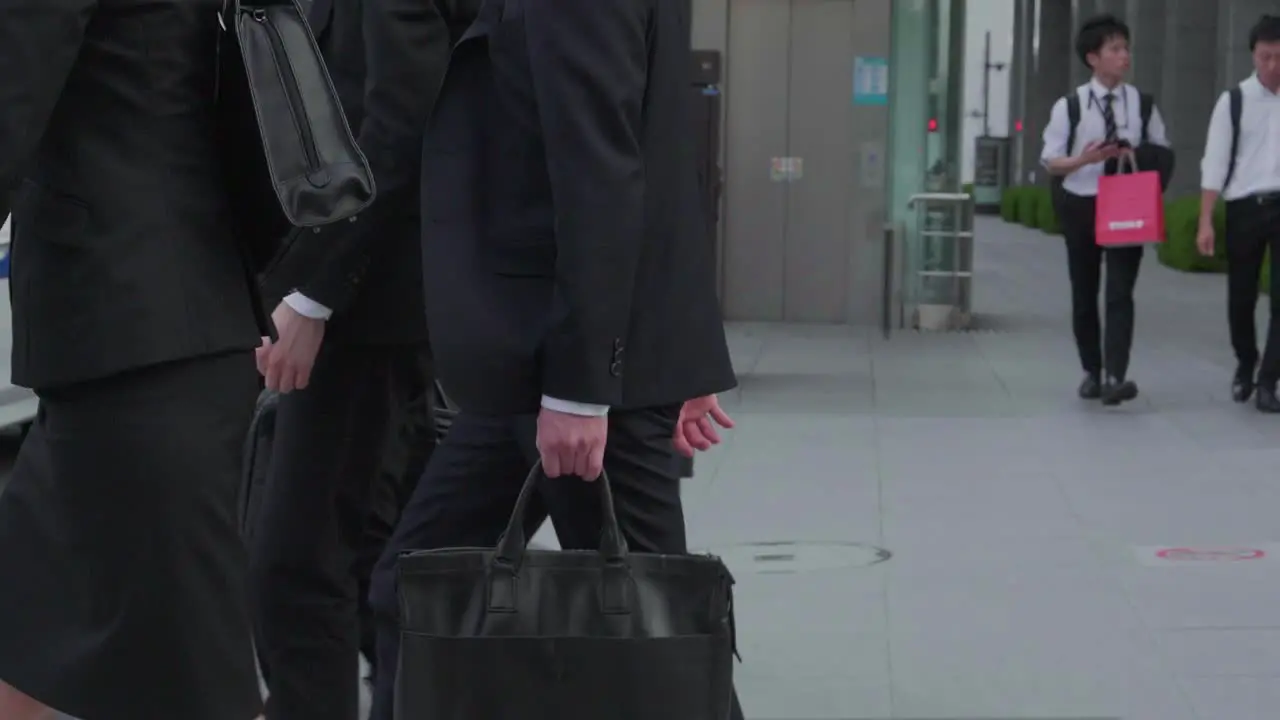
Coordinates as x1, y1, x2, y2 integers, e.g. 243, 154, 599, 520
951, 200, 961, 319
982, 31, 992, 137
882, 224, 894, 339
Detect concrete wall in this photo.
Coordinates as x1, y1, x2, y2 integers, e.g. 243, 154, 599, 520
1161, 0, 1222, 195
1221, 1, 1280, 87
1126, 0, 1165, 92
1015, 0, 1072, 186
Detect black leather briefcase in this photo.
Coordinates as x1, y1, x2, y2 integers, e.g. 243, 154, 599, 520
395, 463, 737, 719
215, 0, 375, 271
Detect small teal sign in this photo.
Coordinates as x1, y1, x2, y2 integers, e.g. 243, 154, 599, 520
853, 56, 889, 106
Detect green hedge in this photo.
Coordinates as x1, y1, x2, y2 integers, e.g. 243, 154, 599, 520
996, 185, 1270, 293
997, 185, 1061, 235
1157, 196, 1227, 274
999, 185, 1020, 222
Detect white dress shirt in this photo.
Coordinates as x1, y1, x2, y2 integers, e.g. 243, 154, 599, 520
282, 292, 609, 416
1200, 74, 1280, 201
1040, 79, 1171, 197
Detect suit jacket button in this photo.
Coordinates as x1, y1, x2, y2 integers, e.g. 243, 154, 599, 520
609, 360, 622, 377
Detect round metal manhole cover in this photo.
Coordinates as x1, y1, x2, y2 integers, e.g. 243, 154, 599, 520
701, 541, 891, 574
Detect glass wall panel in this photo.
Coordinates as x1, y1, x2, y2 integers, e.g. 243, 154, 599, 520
888, 0, 967, 314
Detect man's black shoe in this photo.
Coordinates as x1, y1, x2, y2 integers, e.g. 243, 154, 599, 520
1077, 373, 1102, 400
1256, 385, 1280, 413
1101, 376, 1138, 406
1232, 365, 1256, 403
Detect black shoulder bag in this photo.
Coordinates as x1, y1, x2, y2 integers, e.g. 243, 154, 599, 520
216, 0, 376, 271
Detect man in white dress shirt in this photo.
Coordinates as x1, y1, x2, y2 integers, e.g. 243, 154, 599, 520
1197, 15, 1280, 413
1041, 14, 1171, 405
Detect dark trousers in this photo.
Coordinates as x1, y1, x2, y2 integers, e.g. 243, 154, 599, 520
1225, 195, 1280, 385
1060, 191, 1144, 379
366, 407, 744, 720
249, 341, 432, 720
354, 350, 439, 675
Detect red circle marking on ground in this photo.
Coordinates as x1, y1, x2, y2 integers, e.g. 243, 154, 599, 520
1155, 547, 1266, 562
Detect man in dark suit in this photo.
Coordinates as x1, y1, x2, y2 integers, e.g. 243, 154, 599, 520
365, 2, 741, 718
245, 0, 450, 719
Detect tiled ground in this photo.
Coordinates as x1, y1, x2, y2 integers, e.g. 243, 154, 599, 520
30, 215, 1280, 718
667, 217, 1280, 720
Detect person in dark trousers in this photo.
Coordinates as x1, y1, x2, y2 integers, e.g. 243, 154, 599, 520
354, 347, 437, 678
364, 2, 740, 719
0, 2, 269, 719
1041, 14, 1170, 405
1196, 15, 1280, 413
245, 0, 450, 718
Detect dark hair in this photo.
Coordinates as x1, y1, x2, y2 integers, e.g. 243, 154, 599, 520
1249, 15, 1280, 50
1075, 14, 1130, 68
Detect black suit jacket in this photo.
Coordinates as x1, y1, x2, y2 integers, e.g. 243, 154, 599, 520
260, 0, 448, 345
422, 0, 736, 413
0, 0, 264, 389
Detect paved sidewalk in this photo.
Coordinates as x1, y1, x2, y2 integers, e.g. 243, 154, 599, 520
669, 217, 1280, 719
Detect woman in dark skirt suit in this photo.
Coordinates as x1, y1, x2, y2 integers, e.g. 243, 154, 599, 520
0, 1, 267, 719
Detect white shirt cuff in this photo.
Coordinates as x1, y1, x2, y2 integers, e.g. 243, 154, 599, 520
541, 395, 610, 416
283, 292, 333, 321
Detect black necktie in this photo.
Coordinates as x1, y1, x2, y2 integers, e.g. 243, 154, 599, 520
1101, 93, 1117, 143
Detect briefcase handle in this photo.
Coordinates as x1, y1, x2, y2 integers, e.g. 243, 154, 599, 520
492, 461, 629, 570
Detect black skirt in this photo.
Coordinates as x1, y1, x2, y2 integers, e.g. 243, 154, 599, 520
0, 352, 262, 720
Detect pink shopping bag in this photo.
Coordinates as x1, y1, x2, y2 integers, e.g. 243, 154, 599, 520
1095, 167, 1165, 247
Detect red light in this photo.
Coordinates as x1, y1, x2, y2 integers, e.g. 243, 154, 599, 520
927, 118, 939, 132
1014, 119, 1023, 132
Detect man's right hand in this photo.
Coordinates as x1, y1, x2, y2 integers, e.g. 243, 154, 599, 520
1079, 140, 1123, 166
1196, 224, 1216, 257
673, 395, 735, 457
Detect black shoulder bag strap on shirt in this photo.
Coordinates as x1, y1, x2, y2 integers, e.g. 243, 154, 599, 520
1049, 94, 1080, 208
1064, 94, 1082, 158
1224, 87, 1244, 192
1050, 94, 1082, 214
1138, 92, 1153, 142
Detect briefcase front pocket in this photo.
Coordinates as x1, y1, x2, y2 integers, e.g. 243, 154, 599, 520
396, 634, 734, 720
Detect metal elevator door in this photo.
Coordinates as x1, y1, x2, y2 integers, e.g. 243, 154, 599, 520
722, 0, 859, 322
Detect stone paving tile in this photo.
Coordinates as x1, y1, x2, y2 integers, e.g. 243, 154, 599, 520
689, 217, 1278, 719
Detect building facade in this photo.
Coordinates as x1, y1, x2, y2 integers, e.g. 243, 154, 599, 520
690, 0, 968, 325
1008, 0, 1279, 196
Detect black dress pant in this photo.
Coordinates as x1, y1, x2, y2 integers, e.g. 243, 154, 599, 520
249, 341, 431, 720
354, 349, 438, 676
366, 407, 744, 720
1225, 195, 1280, 386
1060, 191, 1144, 379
